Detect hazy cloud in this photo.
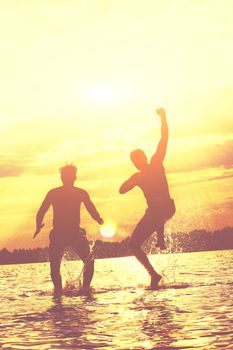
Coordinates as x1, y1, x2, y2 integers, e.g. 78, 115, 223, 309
211, 197, 233, 212
166, 137, 233, 173
0, 164, 26, 177
0, 155, 32, 178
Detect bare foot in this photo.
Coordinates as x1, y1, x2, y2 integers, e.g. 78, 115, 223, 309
155, 242, 166, 250
150, 273, 162, 290
79, 286, 92, 295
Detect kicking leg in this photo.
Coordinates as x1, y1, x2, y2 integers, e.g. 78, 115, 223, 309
129, 212, 162, 288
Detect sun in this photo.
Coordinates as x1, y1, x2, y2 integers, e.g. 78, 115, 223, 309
100, 222, 117, 239
89, 84, 115, 104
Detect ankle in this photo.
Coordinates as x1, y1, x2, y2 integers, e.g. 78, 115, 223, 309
150, 271, 161, 278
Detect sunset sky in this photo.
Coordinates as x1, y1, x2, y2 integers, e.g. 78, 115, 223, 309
0, 0, 232, 250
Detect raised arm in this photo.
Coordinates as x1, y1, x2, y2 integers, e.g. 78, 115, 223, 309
83, 192, 104, 225
151, 108, 168, 164
33, 192, 52, 238
119, 173, 140, 194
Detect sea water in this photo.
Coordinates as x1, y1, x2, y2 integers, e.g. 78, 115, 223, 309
0, 250, 233, 349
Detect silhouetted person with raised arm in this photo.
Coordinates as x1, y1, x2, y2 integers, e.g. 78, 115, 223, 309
119, 108, 175, 289
33, 164, 104, 297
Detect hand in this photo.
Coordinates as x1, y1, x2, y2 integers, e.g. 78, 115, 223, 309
156, 108, 166, 119
98, 218, 104, 225
33, 223, 44, 239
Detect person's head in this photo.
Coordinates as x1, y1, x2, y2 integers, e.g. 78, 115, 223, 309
60, 164, 77, 186
130, 149, 148, 170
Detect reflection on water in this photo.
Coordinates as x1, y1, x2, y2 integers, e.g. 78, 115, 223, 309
0, 250, 233, 349
46, 298, 101, 349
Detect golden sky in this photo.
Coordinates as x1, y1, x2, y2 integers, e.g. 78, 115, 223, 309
0, 0, 232, 249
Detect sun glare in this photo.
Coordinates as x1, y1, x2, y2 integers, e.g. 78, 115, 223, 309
89, 84, 115, 104
100, 222, 116, 239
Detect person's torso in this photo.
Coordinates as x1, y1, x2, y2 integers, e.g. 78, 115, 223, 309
137, 161, 171, 207
49, 186, 85, 232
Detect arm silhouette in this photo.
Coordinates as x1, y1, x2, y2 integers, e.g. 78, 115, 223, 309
34, 193, 52, 238
151, 108, 168, 164
83, 192, 104, 224
119, 173, 140, 194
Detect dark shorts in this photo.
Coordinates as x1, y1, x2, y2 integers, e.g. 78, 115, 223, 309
49, 228, 91, 261
131, 198, 176, 245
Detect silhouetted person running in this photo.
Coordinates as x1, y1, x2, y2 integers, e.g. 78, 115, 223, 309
119, 108, 175, 289
33, 164, 104, 297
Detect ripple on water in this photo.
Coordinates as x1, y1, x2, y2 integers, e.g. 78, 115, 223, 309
1, 251, 233, 349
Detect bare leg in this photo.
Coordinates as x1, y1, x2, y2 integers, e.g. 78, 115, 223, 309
82, 254, 94, 289
129, 240, 158, 277
129, 212, 162, 289
129, 240, 162, 289
155, 222, 166, 250
73, 230, 94, 289
49, 244, 64, 296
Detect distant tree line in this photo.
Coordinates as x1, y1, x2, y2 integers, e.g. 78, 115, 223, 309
0, 226, 233, 265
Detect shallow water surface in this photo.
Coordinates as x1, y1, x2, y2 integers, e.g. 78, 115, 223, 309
1, 250, 233, 349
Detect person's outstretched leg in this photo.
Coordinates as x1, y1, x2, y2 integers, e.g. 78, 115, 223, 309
129, 211, 162, 289
129, 239, 158, 275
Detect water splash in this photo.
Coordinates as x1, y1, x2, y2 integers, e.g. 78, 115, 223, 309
162, 227, 183, 284
146, 227, 183, 286
62, 239, 96, 293
63, 278, 82, 295
158, 281, 191, 290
